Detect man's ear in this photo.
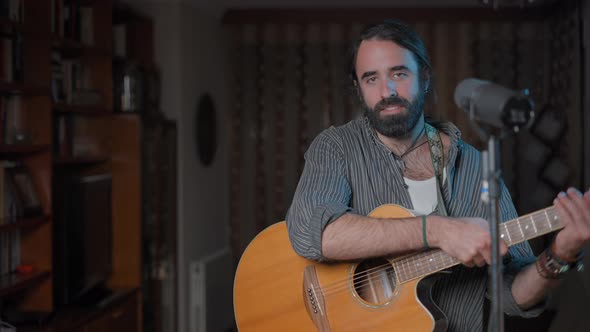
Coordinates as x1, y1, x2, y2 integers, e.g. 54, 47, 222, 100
422, 69, 431, 92
353, 80, 363, 101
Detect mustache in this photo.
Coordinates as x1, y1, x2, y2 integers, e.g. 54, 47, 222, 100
374, 96, 411, 113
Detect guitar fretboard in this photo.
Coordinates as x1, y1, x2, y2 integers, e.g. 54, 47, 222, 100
392, 207, 562, 284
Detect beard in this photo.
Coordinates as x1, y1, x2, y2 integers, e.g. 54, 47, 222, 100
363, 89, 426, 138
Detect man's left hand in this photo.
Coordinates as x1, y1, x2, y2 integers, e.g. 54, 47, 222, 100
553, 187, 590, 259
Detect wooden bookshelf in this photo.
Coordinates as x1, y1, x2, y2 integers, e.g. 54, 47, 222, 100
0, 0, 145, 331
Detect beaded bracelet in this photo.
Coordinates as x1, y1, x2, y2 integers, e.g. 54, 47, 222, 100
550, 242, 578, 263
535, 244, 585, 279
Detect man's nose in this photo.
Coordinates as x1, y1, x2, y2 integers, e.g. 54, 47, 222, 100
381, 79, 398, 99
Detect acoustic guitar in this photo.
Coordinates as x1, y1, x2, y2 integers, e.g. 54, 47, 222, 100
233, 204, 562, 331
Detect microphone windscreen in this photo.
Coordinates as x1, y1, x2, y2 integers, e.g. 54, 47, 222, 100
454, 78, 488, 110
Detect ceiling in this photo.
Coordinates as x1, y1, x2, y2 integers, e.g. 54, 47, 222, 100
120, 0, 480, 9
191, 0, 557, 9
120, 0, 559, 18
217, 0, 479, 9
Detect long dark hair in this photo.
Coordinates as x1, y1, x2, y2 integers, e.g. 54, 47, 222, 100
348, 20, 434, 97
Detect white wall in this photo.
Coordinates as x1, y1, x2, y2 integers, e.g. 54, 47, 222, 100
120, 1, 231, 331
177, 4, 231, 332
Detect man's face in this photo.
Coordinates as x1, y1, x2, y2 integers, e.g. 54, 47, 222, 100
355, 39, 426, 138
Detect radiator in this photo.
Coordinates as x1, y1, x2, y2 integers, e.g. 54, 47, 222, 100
189, 248, 233, 332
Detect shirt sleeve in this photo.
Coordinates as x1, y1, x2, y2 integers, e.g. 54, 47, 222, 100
489, 182, 545, 318
285, 128, 354, 261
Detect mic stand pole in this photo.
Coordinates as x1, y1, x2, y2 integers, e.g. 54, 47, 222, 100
482, 135, 504, 332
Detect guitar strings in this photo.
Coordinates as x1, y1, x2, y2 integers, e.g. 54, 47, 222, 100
323, 231, 532, 296
322, 249, 456, 296
324, 239, 503, 295
323, 233, 511, 296
322, 252, 449, 296
320, 210, 560, 296
321, 209, 561, 296
321, 250, 454, 296
319, 209, 560, 296
320, 210, 561, 297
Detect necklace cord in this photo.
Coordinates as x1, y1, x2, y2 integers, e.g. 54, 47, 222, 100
400, 126, 427, 158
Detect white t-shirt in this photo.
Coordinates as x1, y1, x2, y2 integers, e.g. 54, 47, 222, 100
404, 168, 447, 216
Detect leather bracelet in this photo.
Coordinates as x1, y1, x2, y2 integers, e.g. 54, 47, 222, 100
536, 256, 559, 279
536, 249, 562, 279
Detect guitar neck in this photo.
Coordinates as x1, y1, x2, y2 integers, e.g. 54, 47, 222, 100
393, 207, 563, 284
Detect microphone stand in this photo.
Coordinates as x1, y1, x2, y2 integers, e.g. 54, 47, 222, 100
481, 136, 503, 332
467, 102, 508, 332
461, 83, 533, 332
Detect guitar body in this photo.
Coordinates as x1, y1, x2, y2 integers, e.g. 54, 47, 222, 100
234, 204, 448, 332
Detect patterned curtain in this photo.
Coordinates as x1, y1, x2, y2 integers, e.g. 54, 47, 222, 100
226, 6, 583, 262
472, 7, 583, 228
228, 23, 365, 259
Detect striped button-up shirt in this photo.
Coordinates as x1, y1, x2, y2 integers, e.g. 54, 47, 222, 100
286, 116, 543, 331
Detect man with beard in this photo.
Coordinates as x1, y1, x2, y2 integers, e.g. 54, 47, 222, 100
285, 20, 590, 331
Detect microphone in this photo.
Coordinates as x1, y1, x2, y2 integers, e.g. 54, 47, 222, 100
454, 78, 534, 131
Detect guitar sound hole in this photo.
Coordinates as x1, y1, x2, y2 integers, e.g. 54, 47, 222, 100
352, 258, 397, 306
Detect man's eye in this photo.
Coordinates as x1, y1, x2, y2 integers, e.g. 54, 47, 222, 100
393, 72, 407, 79
366, 77, 377, 84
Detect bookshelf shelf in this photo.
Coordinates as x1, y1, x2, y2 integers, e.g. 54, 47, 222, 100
52, 37, 112, 58
0, 270, 50, 297
54, 103, 111, 115
0, 144, 49, 156
0, 215, 49, 233
0, 82, 49, 96
54, 155, 109, 166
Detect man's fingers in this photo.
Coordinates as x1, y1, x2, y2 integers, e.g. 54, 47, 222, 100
555, 192, 575, 226
473, 256, 487, 267
566, 188, 588, 222
500, 241, 508, 256
561, 189, 590, 242
570, 188, 590, 227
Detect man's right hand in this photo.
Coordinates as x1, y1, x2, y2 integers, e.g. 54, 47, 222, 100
430, 216, 508, 268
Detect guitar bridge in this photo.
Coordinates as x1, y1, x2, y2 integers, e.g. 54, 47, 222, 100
303, 265, 332, 332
